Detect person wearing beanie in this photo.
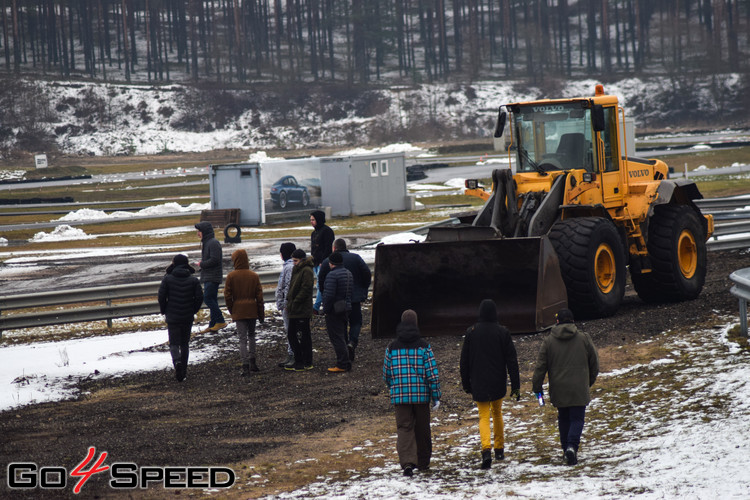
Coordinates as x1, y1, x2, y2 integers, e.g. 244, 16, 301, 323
285, 248, 315, 371
322, 251, 354, 373
382, 309, 441, 477
532, 308, 599, 466
224, 249, 265, 376
158, 254, 203, 382
460, 299, 520, 469
194, 221, 226, 332
275, 242, 297, 368
309, 210, 335, 314
317, 238, 372, 361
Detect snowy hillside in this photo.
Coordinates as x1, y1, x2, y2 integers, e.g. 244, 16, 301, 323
3, 74, 748, 158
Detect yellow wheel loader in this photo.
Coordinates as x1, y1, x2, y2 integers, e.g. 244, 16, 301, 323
371, 85, 714, 336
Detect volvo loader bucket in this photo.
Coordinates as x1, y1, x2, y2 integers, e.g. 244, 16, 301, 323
370, 236, 567, 337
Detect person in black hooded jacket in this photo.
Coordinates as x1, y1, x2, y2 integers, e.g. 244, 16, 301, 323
158, 254, 204, 382
309, 210, 334, 313
460, 299, 520, 469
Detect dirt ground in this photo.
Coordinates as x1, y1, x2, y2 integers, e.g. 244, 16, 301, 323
0, 248, 748, 498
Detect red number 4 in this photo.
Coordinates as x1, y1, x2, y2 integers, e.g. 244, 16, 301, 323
70, 447, 109, 494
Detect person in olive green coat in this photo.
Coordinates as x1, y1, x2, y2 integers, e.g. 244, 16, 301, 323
532, 308, 599, 466
285, 249, 315, 370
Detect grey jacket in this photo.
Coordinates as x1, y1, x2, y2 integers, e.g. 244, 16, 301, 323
195, 221, 223, 284
532, 322, 599, 408
275, 257, 295, 311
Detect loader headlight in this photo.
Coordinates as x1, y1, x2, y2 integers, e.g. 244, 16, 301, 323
465, 179, 479, 189
582, 172, 596, 183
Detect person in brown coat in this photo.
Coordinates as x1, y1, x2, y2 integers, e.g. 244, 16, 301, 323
224, 249, 265, 376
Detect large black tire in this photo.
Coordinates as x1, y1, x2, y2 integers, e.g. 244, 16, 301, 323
631, 204, 707, 303
549, 217, 626, 319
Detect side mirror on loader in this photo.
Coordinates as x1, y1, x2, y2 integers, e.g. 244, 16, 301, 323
494, 109, 507, 138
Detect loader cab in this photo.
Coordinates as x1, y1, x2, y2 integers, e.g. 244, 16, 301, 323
507, 100, 621, 176
509, 101, 596, 174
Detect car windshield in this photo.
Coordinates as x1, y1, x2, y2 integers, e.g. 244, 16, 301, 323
512, 102, 594, 173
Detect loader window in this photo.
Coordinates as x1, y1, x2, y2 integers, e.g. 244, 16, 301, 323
513, 102, 593, 173
599, 107, 619, 172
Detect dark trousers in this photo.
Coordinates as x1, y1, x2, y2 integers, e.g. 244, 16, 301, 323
202, 281, 225, 327
557, 406, 586, 452
167, 322, 192, 366
347, 302, 363, 348
287, 317, 312, 366
325, 312, 351, 370
394, 404, 432, 470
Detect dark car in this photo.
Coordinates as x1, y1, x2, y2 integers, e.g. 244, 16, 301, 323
270, 175, 310, 209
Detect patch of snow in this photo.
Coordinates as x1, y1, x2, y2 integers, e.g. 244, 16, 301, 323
30, 225, 95, 242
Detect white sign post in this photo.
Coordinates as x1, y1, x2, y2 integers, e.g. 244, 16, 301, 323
34, 154, 48, 169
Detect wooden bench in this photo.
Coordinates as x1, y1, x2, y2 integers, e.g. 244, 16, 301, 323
199, 209, 240, 228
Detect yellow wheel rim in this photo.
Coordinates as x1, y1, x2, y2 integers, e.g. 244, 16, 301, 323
595, 243, 616, 294
678, 229, 697, 279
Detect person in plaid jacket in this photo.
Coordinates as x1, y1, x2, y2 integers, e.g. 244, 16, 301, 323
382, 309, 441, 477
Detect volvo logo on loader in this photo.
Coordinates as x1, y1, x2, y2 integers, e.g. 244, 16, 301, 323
629, 169, 650, 178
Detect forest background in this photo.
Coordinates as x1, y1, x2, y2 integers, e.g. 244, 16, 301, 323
0, 0, 749, 159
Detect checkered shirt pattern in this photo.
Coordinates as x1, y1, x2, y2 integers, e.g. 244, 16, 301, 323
383, 345, 441, 405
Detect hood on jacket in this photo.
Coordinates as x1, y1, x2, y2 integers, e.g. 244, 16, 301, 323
551, 322, 578, 340
295, 256, 315, 270
166, 253, 195, 275
195, 221, 215, 240
231, 249, 250, 270
478, 299, 498, 323
310, 210, 326, 229
396, 321, 422, 344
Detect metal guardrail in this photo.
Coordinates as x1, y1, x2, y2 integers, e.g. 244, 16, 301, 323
0, 264, 377, 334
729, 268, 750, 337
0, 269, 284, 332
696, 196, 750, 252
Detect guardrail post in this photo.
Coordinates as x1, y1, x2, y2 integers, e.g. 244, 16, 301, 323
739, 298, 748, 338
106, 299, 113, 329
729, 268, 750, 338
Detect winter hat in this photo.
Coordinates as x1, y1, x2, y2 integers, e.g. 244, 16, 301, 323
556, 308, 575, 324
401, 309, 418, 326
329, 252, 343, 265
291, 248, 306, 260
280, 242, 296, 260
166, 254, 194, 274
478, 299, 498, 322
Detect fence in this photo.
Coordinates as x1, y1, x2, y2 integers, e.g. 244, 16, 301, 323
1, 196, 749, 334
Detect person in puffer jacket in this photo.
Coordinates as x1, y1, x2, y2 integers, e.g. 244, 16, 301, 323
224, 249, 265, 376
382, 310, 441, 477
322, 252, 353, 373
158, 254, 203, 382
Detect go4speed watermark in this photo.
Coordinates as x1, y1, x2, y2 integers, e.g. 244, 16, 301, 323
7, 447, 235, 494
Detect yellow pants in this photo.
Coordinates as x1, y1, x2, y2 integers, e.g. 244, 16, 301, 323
476, 399, 504, 451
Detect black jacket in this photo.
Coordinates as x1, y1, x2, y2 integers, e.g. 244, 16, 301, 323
310, 210, 335, 266
460, 300, 520, 402
318, 250, 372, 302
322, 266, 353, 315
195, 221, 223, 284
158, 264, 204, 324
